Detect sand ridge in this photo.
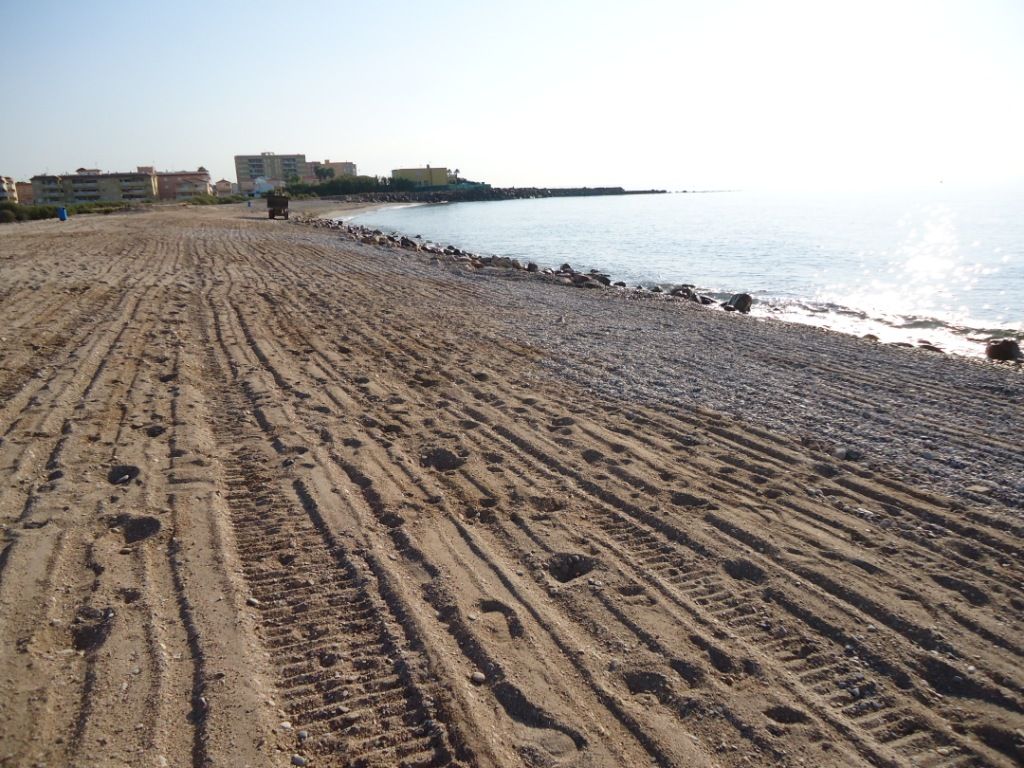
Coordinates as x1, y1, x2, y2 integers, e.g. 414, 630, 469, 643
0, 203, 1021, 767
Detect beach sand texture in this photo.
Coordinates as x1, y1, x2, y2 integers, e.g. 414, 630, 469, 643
0, 203, 1021, 767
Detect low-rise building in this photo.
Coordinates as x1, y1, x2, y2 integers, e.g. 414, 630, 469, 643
310, 159, 357, 179
31, 168, 158, 205
15, 182, 34, 204
32, 175, 65, 204
174, 178, 211, 199
234, 152, 314, 192
0, 176, 17, 202
392, 166, 450, 187
214, 179, 236, 197
155, 167, 212, 199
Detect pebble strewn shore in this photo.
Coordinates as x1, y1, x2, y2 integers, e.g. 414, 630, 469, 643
299, 213, 1024, 510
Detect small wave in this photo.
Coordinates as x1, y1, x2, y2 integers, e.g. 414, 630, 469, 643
754, 297, 1021, 358
337, 202, 428, 222
894, 318, 951, 330
346, 197, 1022, 360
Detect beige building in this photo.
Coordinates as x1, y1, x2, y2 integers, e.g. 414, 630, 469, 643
392, 166, 450, 187
0, 176, 17, 202
310, 159, 357, 179
155, 167, 212, 199
214, 179, 236, 197
174, 178, 212, 199
31, 175, 64, 204
31, 168, 158, 205
15, 182, 34, 204
234, 153, 314, 192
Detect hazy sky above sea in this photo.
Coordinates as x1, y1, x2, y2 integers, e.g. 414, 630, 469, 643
2, 0, 1022, 191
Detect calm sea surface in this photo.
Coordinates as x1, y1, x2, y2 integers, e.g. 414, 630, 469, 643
348, 186, 1023, 356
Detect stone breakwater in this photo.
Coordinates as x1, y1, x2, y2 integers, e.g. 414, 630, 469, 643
298, 215, 754, 314
317, 186, 667, 205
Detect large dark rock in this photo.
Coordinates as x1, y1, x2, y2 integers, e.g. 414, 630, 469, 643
722, 293, 753, 313
669, 286, 699, 302
985, 339, 1022, 361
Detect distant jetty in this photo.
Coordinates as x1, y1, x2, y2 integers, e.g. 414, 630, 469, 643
322, 186, 666, 204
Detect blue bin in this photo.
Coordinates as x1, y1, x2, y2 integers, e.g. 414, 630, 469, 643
57, 207, 68, 221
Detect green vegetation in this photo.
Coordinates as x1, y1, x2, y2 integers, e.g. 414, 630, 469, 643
285, 175, 418, 196
68, 201, 134, 215
0, 200, 139, 223
0, 201, 60, 222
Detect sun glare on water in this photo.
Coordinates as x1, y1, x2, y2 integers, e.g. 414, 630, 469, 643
826, 204, 999, 327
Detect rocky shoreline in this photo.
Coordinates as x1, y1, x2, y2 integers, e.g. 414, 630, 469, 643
300, 215, 756, 308
297, 214, 1023, 362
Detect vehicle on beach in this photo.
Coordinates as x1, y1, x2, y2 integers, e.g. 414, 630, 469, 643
266, 194, 289, 219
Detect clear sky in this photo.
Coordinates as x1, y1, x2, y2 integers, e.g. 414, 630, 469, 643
2, 0, 1022, 190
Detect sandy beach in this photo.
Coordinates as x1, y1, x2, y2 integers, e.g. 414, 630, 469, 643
0, 201, 1021, 767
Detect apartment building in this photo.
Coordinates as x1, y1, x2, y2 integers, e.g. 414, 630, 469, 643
31, 175, 64, 204
31, 168, 158, 204
15, 182, 34, 204
174, 178, 211, 199
310, 159, 357, 179
0, 176, 19, 202
234, 152, 314, 192
392, 166, 450, 187
155, 167, 212, 199
0, 176, 17, 202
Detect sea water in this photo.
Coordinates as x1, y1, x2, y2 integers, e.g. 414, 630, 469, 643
349, 185, 1023, 356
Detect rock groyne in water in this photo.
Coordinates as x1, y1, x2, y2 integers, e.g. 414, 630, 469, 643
319, 186, 666, 205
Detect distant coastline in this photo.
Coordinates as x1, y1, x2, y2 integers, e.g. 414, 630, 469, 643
315, 186, 666, 205
346, 190, 1024, 360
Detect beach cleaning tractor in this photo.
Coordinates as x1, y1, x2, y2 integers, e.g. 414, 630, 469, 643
266, 194, 289, 220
